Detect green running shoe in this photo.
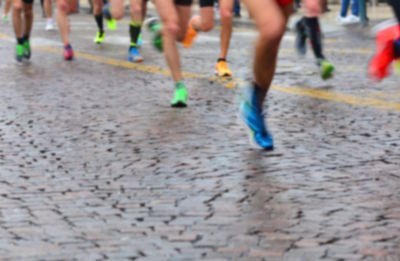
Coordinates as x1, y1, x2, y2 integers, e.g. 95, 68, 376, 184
318, 59, 335, 80
23, 39, 31, 60
94, 31, 105, 44
106, 18, 117, 31
2, 15, 8, 24
16, 43, 24, 62
145, 17, 163, 51
171, 82, 187, 108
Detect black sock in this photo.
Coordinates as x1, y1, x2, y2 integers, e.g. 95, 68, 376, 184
304, 17, 325, 60
129, 21, 141, 48
217, 58, 226, 62
17, 38, 24, 45
22, 34, 29, 41
94, 14, 104, 33
388, 0, 400, 24
253, 82, 266, 110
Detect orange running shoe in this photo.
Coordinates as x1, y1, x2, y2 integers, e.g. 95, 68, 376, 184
181, 22, 198, 48
215, 59, 232, 77
369, 24, 400, 80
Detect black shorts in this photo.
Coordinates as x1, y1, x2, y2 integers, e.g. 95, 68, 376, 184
23, 0, 34, 4
175, 0, 214, 7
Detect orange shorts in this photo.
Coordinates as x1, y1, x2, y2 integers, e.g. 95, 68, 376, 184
277, 0, 293, 6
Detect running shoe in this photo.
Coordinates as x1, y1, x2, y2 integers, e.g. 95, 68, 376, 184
23, 39, 31, 60
369, 25, 400, 80
181, 21, 197, 48
239, 85, 274, 150
94, 31, 105, 44
45, 19, 55, 31
128, 46, 143, 63
64, 44, 74, 61
295, 18, 307, 56
102, 4, 117, 31
318, 59, 335, 80
171, 82, 188, 108
145, 18, 163, 51
215, 60, 232, 77
15, 43, 24, 62
2, 15, 8, 24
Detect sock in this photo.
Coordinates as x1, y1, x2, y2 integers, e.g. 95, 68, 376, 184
129, 21, 142, 49
252, 82, 266, 110
304, 17, 325, 60
94, 14, 104, 33
217, 58, 226, 63
17, 37, 24, 45
175, 81, 184, 89
22, 34, 29, 42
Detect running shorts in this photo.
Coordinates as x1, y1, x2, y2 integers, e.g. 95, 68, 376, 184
276, 0, 293, 6
175, 0, 214, 7
22, 0, 34, 4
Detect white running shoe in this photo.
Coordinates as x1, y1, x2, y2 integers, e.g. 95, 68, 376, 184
345, 14, 360, 24
45, 19, 55, 31
336, 15, 347, 24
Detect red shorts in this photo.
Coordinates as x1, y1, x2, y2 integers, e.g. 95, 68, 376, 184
277, 0, 293, 6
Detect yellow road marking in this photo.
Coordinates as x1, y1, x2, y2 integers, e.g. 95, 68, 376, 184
0, 34, 397, 113
36, 46, 400, 113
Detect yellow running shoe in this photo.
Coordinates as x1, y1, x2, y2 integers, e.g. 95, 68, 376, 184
215, 59, 232, 77
181, 22, 197, 48
94, 31, 105, 44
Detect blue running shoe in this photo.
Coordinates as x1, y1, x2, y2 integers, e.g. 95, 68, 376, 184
239, 85, 274, 150
128, 47, 143, 63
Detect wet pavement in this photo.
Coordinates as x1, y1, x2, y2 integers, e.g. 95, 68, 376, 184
0, 3, 400, 261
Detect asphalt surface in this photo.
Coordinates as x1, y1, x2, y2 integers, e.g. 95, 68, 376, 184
0, 4, 399, 261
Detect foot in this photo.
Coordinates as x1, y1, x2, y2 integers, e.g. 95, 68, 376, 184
181, 22, 197, 48
318, 59, 335, 80
145, 18, 163, 51
64, 44, 74, 61
369, 29, 399, 81
171, 82, 188, 108
345, 14, 360, 24
15, 43, 24, 63
336, 14, 347, 24
239, 85, 274, 150
45, 19, 55, 31
94, 31, 105, 44
215, 59, 232, 77
128, 47, 143, 63
23, 39, 31, 60
295, 18, 307, 56
102, 4, 117, 31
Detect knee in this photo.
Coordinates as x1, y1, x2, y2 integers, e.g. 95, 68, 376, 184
24, 5, 33, 15
200, 19, 214, 32
259, 20, 286, 45
163, 20, 180, 40
13, 1, 22, 12
112, 7, 124, 19
57, 0, 69, 13
219, 8, 232, 23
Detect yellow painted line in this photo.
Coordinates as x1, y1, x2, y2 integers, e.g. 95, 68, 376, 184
0, 35, 396, 113
36, 46, 400, 113
273, 85, 400, 112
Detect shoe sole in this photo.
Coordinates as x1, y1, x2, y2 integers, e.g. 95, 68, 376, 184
215, 70, 232, 77
171, 102, 187, 108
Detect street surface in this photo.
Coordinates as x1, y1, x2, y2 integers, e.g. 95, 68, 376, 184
0, 3, 399, 260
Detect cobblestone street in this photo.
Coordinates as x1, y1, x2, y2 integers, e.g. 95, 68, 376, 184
0, 3, 400, 260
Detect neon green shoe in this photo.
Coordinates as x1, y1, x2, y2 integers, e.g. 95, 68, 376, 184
319, 59, 335, 80
94, 31, 105, 44
106, 18, 117, 31
16, 44, 24, 62
2, 15, 8, 24
171, 82, 188, 107
145, 17, 163, 51
23, 39, 31, 60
